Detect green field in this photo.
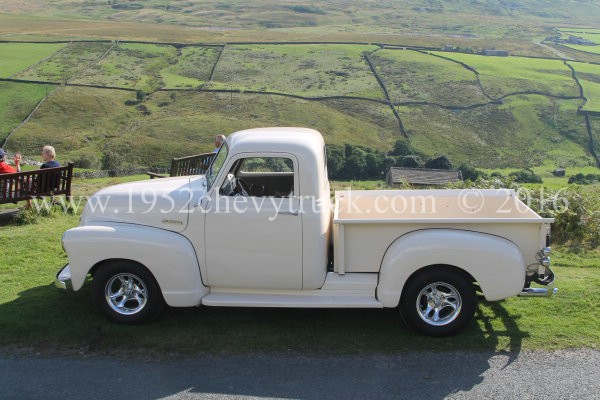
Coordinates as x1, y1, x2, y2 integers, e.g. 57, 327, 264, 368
570, 62, 600, 112
69, 42, 177, 92
0, 42, 65, 78
432, 52, 579, 99
208, 44, 384, 99
0, 81, 53, 138
14, 42, 112, 83
563, 44, 600, 55
160, 46, 221, 89
370, 49, 489, 106
6, 87, 399, 167
399, 95, 591, 168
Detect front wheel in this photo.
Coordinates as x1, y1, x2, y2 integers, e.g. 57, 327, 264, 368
400, 267, 476, 337
92, 261, 165, 324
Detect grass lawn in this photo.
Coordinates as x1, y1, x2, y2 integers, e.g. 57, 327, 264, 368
0, 81, 53, 139
370, 49, 489, 106
0, 42, 65, 78
14, 42, 112, 83
0, 175, 598, 354
570, 62, 600, 112
432, 52, 580, 99
208, 44, 384, 99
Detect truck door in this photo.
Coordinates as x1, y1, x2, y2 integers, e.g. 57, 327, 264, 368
204, 154, 302, 289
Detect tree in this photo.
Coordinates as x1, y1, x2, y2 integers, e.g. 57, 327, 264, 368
326, 145, 346, 179
425, 155, 452, 170
399, 155, 423, 168
343, 146, 367, 179
390, 139, 414, 156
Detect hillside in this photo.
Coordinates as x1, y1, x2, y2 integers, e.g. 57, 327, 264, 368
1, 1, 600, 172
1, 39, 599, 170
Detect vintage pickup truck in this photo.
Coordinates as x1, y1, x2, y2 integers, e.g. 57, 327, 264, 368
56, 127, 556, 336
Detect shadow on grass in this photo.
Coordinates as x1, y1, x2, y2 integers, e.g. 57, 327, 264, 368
0, 285, 528, 399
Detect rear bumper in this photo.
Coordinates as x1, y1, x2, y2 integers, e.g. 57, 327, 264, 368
519, 266, 557, 297
55, 264, 72, 290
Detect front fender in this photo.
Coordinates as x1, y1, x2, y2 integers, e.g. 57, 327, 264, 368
63, 223, 208, 307
377, 229, 526, 307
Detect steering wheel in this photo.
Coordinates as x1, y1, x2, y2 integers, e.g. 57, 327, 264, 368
235, 177, 251, 196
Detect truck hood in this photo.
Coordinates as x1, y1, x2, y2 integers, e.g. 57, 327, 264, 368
80, 175, 208, 233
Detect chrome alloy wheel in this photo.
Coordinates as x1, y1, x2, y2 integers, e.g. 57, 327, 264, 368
416, 282, 462, 326
105, 273, 148, 315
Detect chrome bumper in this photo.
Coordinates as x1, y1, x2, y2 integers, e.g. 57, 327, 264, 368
519, 284, 558, 297
55, 264, 72, 290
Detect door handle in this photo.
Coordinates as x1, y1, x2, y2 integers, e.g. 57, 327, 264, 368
278, 210, 299, 216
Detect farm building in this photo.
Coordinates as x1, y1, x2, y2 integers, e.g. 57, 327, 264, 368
481, 49, 509, 56
553, 168, 566, 177
386, 167, 463, 188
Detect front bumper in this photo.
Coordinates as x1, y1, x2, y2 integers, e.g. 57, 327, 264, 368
55, 264, 72, 290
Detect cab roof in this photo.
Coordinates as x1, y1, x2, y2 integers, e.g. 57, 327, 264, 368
226, 127, 325, 157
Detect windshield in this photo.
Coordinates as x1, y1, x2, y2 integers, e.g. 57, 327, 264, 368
206, 143, 229, 189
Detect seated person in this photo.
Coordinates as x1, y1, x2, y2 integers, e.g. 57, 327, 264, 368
40, 145, 60, 169
0, 148, 21, 174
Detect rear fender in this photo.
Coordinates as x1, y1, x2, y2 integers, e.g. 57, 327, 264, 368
377, 229, 526, 307
63, 223, 208, 307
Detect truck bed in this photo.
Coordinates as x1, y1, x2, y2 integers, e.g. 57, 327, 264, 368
332, 189, 553, 274
334, 189, 551, 223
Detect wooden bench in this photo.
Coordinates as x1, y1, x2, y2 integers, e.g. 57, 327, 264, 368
0, 163, 74, 204
147, 152, 215, 179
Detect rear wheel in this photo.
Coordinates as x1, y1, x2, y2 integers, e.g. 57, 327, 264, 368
400, 267, 476, 337
92, 261, 165, 323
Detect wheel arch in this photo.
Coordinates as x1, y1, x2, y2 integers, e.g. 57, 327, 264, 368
63, 223, 209, 307
377, 229, 526, 307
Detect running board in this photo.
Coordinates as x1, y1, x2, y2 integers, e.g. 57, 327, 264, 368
202, 293, 383, 308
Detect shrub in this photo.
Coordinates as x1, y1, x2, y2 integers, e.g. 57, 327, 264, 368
458, 163, 487, 181
425, 155, 453, 170
509, 169, 543, 183
568, 173, 600, 185
72, 154, 99, 169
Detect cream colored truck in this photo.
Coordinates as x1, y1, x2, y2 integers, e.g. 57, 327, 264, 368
56, 127, 556, 336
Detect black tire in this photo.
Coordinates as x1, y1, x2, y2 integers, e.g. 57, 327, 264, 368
92, 261, 165, 324
400, 266, 476, 337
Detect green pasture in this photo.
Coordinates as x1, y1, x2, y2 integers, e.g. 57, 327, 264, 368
0, 42, 65, 78
13, 42, 112, 83
563, 44, 600, 56
369, 49, 488, 106
208, 44, 384, 99
0, 81, 53, 138
0, 173, 599, 353
160, 46, 220, 89
400, 95, 592, 168
432, 52, 579, 99
6, 87, 398, 167
570, 62, 600, 112
69, 43, 176, 92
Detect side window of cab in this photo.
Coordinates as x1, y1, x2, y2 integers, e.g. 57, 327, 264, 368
220, 157, 295, 197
